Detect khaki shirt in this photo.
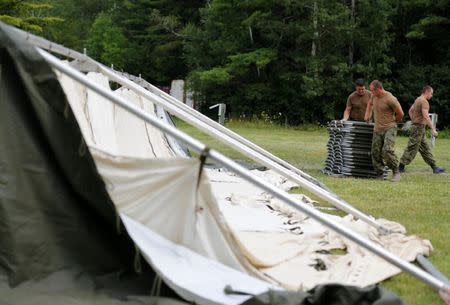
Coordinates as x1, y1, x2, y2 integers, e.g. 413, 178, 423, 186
346, 90, 372, 121
370, 91, 401, 132
411, 96, 429, 125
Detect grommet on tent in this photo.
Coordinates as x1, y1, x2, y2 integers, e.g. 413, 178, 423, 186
197, 147, 210, 189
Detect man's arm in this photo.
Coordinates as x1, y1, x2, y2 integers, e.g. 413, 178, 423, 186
422, 106, 438, 136
364, 102, 373, 122
342, 105, 352, 121
408, 105, 414, 119
342, 95, 353, 121
394, 105, 404, 123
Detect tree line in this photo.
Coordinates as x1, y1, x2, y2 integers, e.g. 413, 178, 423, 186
1, 0, 449, 128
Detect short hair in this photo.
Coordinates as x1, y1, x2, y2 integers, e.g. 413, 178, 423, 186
422, 85, 433, 94
370, 80, 383, 90
355, 78, 365, 86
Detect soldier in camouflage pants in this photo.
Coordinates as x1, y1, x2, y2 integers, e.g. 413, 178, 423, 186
399, 85, 444, 173
371, 128, 399, 176
399, 124, 436, 168
365, 80, 404, 181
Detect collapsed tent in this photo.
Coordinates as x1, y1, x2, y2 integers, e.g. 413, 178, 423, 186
1, 22, 448, 305
56, 67, 433, 290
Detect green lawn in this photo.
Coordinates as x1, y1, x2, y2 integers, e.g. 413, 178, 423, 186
178, 119, 450, 305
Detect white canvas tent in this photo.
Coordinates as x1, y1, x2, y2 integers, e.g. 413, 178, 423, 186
3, 22, 449, 305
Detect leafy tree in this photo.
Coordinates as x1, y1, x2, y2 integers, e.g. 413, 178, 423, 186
350, 0, 394, 81
184, 0, 355, 124
388, 0, 450, 128
3, 0, 449, 127
0, 0, 62, 33
44, 0, 115, 51
112, 0, 204, 84
86, 12, 128, 70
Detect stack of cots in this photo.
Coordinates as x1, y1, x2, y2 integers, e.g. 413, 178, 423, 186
323, 120, 380, 178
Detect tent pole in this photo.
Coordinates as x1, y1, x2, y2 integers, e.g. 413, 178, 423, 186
38, 48, 448, 293
95, 64, 389, 233
116, 71, 322, 185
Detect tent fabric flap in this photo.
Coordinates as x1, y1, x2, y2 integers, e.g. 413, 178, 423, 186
91, 148, 249, 273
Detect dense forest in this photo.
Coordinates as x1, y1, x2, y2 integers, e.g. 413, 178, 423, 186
1, 0, 449, 127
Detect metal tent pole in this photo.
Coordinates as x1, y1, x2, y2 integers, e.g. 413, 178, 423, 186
38, 48, 448, 293
96, 64, 387, 232
115, 70, 328, 190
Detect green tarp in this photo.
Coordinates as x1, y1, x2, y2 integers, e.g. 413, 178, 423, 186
0, 22, 185, 305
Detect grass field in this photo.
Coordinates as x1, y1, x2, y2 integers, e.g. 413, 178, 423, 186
177, 119, 450, 305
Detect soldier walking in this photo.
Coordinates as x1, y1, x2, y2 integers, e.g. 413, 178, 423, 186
364, 80, 404, 182
399, 86, 445, 174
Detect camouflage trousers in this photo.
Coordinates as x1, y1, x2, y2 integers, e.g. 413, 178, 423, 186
371, 127, 399, 174
400, 124, 436, 167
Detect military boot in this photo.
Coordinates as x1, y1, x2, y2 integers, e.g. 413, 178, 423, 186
392, 171, 401, 182
432, 166, 445, 174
